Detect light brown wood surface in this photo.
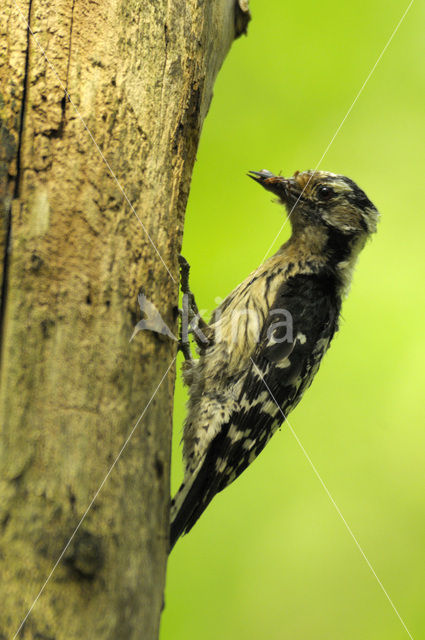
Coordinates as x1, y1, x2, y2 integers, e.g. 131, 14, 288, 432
0, 1, 250, 637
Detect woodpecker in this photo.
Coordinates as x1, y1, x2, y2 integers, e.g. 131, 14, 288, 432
170, 169, 379, 550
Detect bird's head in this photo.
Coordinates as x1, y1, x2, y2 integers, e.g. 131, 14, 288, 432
248, 169, 379, 237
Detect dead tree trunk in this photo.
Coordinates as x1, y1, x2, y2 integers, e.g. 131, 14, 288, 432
0, 1, 250, 638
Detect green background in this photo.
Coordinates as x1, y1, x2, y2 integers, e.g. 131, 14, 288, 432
162, 1, 425, 638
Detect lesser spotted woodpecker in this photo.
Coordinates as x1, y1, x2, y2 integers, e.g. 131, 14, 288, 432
170, 169, 379, 550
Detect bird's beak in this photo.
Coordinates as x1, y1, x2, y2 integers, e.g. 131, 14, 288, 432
247, 170, 290, 200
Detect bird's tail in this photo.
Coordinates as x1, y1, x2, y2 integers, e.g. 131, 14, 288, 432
170, 426, 232, 551
169, 478, 191, 544
169, 446, 225, 552
169, 467, 209, 551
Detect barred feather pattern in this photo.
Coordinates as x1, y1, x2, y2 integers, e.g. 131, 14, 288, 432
170, 250, 342, 547
170, 169, 379, 549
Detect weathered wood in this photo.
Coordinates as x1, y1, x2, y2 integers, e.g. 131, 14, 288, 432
0, 1, 250, 638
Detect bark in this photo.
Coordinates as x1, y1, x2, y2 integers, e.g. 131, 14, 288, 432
0, 1, 250, 638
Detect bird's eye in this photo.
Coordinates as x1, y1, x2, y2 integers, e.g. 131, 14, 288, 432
317, 186, 334, 201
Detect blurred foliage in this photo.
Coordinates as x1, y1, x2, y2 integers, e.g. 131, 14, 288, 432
162, 1, 425, 638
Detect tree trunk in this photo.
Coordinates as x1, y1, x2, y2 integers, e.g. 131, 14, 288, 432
0, 1, 250, 638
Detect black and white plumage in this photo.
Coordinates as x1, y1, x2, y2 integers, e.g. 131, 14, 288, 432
170, 169, 379, 550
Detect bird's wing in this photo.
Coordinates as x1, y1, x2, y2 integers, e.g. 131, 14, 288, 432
170, 272, 340, 549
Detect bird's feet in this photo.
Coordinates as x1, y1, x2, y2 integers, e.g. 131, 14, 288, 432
178, 254, 210, 353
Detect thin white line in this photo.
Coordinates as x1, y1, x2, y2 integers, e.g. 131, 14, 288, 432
13, 1, 176, 283
250, 358, 414, 639
260, 0, 415, 262
13, 356, 177, 640
286, 421, 414, 639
